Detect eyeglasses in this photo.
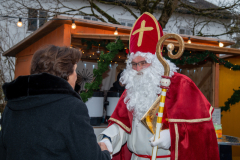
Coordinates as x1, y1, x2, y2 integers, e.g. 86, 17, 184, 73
130, 60, 148, 69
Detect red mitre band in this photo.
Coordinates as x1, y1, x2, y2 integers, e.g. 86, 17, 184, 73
129, 12, 163, 55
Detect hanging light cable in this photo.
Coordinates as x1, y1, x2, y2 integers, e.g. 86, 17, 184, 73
71, 19, 76, 29
17, 18, 23, 27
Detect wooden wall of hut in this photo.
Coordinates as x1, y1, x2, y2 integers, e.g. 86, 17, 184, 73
178, 61, 213, 105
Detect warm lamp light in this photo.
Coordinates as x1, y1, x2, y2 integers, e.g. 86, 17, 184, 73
187, 37, 191, 44
218, 41, 224, 47
114, 27, 118, 35
71, 20, 76, 29
17, 18, 23, 27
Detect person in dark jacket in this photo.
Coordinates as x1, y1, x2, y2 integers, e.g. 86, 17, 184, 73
109, 70, 125, 92
0, 45, 111, 160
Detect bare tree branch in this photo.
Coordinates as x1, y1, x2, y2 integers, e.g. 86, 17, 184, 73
88, 0, 120, 24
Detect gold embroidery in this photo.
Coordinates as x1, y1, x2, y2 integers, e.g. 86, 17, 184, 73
109, 117, 131, 132
168, 106, 213, 123
132, 20, 153, 47
129, 12, 161, 50
174, 123, 179, 160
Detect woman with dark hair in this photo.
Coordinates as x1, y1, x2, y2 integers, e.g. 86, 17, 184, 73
0, 45, 110, 160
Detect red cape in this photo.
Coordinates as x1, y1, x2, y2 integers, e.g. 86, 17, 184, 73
108, 72, 219, 160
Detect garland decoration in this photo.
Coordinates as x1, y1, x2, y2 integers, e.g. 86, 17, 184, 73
81, 39, 108, 49
80, 37, 124, 102
220, 87, 240, 112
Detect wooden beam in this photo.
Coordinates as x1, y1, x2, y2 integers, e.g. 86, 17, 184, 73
72, 33, 240, 55
163, 40, 240, 55
212, 62, 216, 107
72, 34, 130, 41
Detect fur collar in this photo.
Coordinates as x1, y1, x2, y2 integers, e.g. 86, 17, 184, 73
2, 73, 81, 101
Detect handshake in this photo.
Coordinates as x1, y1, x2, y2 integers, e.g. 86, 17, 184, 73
98, 138, 113, 153
99, 129, 171, 153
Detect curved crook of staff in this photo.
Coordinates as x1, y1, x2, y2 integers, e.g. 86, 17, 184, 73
156, 34, 185, 76
151, 34, 185, 160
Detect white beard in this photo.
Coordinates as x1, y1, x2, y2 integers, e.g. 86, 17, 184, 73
120, 52, 178, 121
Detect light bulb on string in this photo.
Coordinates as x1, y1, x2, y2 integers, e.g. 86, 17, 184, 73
114, 27, 118, 35
187, 37, 191, 44
71, 20, 76, 29
96, 44, 101, 54
17, 18, 23, 27
218, 41, 224, 47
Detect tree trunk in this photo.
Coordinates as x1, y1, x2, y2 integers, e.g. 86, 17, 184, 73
159, 0, 179, 29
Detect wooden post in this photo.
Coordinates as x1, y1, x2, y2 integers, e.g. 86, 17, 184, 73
213, 54, 219, 108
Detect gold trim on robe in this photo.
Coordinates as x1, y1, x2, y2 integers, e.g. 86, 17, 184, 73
168, 106, 213, 123
109, 117, 131, 132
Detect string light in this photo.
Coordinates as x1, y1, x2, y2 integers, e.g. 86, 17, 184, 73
71, 19, 76, 29
114, 27, 118, 35
96, 44, 101, 54
218, 41, 224, 47
17, 18, 23, 27
187, 37, 191, 44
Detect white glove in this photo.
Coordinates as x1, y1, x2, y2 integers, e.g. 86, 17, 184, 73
149, 129, 171, 150
100, 138, 113, 153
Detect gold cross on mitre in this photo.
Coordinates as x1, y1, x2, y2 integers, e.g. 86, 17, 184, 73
132, 20, 153, 47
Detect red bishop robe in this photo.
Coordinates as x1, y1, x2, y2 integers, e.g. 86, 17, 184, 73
108, 72, 220, 160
